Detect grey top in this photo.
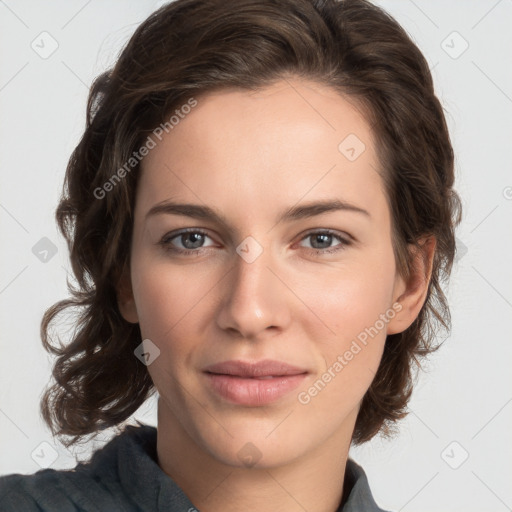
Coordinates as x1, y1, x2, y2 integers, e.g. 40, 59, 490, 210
0, 422, 391, 511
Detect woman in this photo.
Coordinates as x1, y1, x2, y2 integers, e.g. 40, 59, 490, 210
0, 0, 461, 510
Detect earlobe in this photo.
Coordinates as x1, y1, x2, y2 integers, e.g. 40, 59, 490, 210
116, 266, 139, 324
118, 297, 140, 324
387, 236, 436, 335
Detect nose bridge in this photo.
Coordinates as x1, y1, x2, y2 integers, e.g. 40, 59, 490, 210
216, 240, 289, 338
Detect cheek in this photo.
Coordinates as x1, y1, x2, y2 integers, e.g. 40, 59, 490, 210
297, 290, 390, 416
299, 257, 396, 394
302, 255, 397, 343
130, 261, 217, 391
131, 257, 215, 340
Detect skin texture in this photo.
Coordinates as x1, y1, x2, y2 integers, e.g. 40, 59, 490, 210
118, 78, 435, 512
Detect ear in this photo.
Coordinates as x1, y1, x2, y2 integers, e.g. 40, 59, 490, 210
387, 236, 436, 335
116, 263, 139, 324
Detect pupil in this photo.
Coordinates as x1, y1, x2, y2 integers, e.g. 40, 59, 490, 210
312, 234, 331, 249
183, 233, 204, 249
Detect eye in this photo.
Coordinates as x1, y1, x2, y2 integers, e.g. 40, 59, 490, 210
160, 229, 216, 255
159, 228, 352, 257
297, 230, 351, 254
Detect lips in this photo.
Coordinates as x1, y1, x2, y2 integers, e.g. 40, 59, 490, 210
202, 360, 308, 406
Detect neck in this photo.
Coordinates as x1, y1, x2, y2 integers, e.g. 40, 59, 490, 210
156, 401, 356, 512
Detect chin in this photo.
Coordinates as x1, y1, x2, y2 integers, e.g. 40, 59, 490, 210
189, 414, 317, 470
207, 438, 299, 470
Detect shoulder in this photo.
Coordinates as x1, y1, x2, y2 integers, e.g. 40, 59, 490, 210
343, 459, 394, 512
0, 423, 157, 512
0, 472, 37, 511
0, 468, 84, 512
0, 466, 121, 511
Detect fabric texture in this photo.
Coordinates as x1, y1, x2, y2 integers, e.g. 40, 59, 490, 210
0, 422, 390, 511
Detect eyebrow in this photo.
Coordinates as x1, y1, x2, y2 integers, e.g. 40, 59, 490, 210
146, 198, 370, 228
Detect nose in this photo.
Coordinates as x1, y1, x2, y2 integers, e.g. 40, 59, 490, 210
215, 241, 291, 341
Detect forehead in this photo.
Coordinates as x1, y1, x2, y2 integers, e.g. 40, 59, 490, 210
136, 78, 386, 223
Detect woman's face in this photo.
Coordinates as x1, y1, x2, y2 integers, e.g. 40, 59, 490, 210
122, 78, 409, 468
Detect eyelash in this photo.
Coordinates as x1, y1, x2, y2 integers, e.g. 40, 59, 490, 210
159, 228, 352, 257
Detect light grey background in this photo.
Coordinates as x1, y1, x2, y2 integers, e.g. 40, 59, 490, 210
1, 1, 511, 511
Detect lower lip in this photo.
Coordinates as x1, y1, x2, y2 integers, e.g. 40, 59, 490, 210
204, 373, 307, 406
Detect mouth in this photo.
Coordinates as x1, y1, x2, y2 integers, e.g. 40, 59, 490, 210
202, 359, 308, 406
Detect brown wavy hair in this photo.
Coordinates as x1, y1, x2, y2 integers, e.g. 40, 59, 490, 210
40, 0, 462, 448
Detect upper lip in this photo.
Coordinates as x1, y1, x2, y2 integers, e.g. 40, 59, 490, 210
203, 359, 308, 378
